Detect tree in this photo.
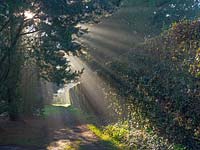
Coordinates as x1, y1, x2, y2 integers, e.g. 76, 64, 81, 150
151, 0, 200, 30
0, 0, 121, 120
121, 0, 200, 36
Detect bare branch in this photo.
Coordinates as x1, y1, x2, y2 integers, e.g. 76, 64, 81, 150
20, 29, 40, 36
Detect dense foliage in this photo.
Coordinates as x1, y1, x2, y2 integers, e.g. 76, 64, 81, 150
80, 1, 200, 149
96, 20, 200, 149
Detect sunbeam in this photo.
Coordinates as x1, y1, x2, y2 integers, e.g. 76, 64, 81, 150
1, 1, 199, 150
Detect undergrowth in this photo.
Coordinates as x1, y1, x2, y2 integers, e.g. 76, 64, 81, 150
89, 122, 186, 150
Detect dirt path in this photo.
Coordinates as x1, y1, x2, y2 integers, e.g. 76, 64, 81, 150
0, 105, 117, 150
44, 105, 116, 150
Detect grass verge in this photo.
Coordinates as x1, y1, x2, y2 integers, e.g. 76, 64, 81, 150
87, 124, 128, 150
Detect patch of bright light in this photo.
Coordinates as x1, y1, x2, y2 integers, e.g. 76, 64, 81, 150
24, 11, 35, 19
52, 103, 71, 107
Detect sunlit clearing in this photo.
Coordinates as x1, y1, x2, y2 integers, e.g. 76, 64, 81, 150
53, 82, 80, 106
52, 103, 71, 107
24, 10, 35, 19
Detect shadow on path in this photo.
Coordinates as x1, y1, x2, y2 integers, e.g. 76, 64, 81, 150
0, 105, 118, 150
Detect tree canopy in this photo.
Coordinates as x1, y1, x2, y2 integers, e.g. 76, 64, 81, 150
0, 0, 121, 119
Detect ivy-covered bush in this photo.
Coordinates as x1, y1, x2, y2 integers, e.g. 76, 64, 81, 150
94, 20, 200, 149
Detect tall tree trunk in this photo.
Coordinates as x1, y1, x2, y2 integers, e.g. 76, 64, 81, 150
6, 47, 20, 121
7, 88, 19, 121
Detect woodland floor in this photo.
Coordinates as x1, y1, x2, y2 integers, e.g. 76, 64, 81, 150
0, 105, 117, 150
